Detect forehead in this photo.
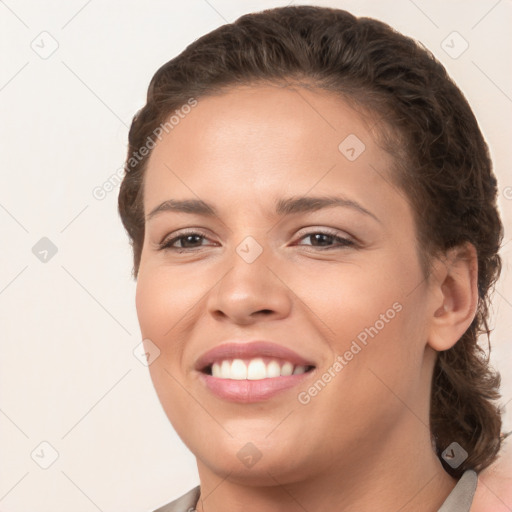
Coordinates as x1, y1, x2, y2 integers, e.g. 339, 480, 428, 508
149, 84, 377, 161
143, 84, 401, 218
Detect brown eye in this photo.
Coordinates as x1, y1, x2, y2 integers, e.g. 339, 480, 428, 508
159, 232, 211, 251
297, 231, 354, 250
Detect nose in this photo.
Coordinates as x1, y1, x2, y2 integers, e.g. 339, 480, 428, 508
206, 245, 293, 325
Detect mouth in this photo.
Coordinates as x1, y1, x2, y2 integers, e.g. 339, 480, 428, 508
195, 341, 317, 403
201, 357, 315, 379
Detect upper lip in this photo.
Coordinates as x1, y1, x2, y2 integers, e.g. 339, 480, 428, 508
194, 341, 316, 372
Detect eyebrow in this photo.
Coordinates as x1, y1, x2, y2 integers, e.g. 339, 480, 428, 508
146, 195, 380, 223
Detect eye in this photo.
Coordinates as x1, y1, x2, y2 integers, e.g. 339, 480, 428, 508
158, 231, 212, 252
158, 228, 354, 252
295, 229, 355, 250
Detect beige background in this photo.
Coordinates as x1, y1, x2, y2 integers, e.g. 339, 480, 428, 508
0, 1, 510, 511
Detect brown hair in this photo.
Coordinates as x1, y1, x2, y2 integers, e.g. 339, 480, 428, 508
118, 5, 507, 477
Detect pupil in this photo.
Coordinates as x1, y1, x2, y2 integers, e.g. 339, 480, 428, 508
184, 235, 201, 247
313, 234, 331, 246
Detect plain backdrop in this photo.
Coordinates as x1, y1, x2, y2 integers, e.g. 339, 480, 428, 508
0, 1, 511, 511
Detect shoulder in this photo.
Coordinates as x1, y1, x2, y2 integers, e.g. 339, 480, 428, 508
152, 486, 201, 512
471, 444, 512, 511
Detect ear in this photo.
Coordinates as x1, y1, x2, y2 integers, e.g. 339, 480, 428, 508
427, 242, 478, 351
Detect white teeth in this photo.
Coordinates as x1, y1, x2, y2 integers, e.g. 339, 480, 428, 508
247, 358, 266, 380
209, 358, 311, 380
266, 360, 281, 378
221, 360, 231, 376
231, 359, 247, 380
293, 365, 307, 375
280, 361, 294, 376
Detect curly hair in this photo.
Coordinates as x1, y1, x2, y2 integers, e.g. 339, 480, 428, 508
118, 5, 506, 477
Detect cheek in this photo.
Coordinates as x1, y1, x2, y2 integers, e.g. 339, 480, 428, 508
308, 253, 425, 386
135, 264, 202, 341
135, 269, 195, 428
135, 268, 188, 388
135, 271, 169, 337
302, 259, 407, 341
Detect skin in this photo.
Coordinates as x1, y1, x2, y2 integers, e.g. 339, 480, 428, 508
474, 440, 512, 511
136, 84, 480, 511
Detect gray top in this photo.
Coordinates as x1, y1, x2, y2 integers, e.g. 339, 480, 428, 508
153, 469, 478, 512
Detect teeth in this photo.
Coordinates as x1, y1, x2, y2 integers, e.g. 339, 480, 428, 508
247, 358, 266, 380
293, 365, 307, 375
221, 360, 230, 376
210, 358, 310, 380
231, 359, 247, 380
266, 360, 281, 378
281, 361, 293, 376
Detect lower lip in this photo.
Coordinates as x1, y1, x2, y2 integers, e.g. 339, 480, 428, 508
198, 370, 314, 403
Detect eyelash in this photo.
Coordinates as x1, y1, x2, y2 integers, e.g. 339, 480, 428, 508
158, 229, 355, 253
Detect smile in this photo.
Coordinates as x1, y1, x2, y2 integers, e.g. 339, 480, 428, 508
206, 357, 314, 380
195, 340, 317, 403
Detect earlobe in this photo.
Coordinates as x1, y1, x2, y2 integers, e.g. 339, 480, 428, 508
427, 242, 478, 352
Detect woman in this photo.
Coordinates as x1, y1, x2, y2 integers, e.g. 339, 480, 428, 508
118, 5, 510, 511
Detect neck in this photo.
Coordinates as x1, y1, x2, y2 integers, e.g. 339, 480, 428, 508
194, 415, 457, 512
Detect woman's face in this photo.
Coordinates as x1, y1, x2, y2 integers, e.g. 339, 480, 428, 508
136, 85, 440, 484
